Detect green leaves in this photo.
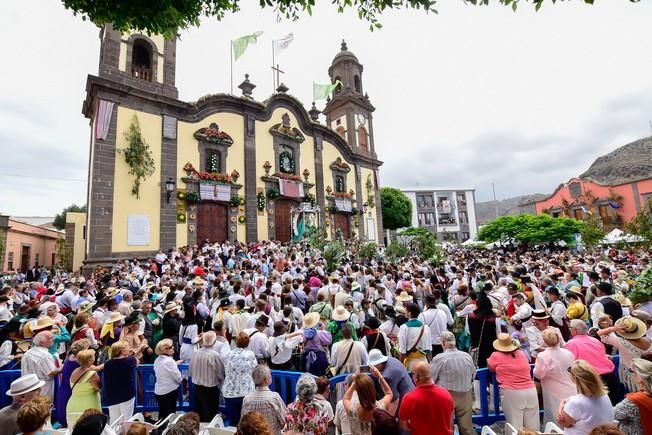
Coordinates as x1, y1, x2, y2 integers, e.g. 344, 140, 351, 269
399, 227, 442, 261
118, 115, 155, 199
630, 267, 652, 304
478, 214, 584, 246
380, 187, 412, 231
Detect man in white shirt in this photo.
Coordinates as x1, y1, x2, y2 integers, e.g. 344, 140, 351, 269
21, 331, 60, 401
418, 294, 449, 356
398, 303, 432, 372
511, 293, 533, 327
245, 314, 271, 362
525, 309, 565, 361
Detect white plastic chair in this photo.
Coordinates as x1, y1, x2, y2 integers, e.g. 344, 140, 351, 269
121, 413, 155, 433
108, 414, 123, 433
206, 427, 237, 435
544, 422, 563, 433
504, 423, 519, 435
205, 414, 225, 429
480, 426, 498, 435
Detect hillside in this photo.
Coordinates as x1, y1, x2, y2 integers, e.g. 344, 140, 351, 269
476, 194, 547, 224
579, 136, 652, 185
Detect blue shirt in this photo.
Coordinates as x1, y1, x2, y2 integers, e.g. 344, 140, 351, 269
381, 356, 415, 401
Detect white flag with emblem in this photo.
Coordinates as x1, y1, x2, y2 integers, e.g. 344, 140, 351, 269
273, 33, 294, 54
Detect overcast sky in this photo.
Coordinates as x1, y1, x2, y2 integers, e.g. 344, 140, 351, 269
1, 0, 651, 217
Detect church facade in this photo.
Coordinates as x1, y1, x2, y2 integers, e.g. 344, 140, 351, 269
78, 25, 384, 268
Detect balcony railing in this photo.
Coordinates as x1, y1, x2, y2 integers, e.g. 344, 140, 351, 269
132, 65, 152, 81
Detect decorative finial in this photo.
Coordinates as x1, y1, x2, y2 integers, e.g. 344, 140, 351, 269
364, 92, 370, 100
276, 83, 289, 93
238, 74, 256, 98
309, 102, 320, 122
341, 39, 347, 51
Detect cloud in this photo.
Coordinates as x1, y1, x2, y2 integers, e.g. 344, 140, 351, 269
1, 0, 652, 217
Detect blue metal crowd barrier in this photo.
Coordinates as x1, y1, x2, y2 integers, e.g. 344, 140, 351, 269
0, 356, 623, 429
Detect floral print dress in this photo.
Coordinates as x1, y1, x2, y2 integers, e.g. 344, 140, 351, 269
284, 399, 330, 435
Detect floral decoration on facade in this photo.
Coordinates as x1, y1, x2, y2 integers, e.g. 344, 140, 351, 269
366, 174, 375, 208
230, 169, 240, 182
193, 122, 234, 145
332, 192, 353, 199
329, 157, 351, 173
238, 215, 246, 224
197, 171, 233, 183
273, 172, 302, 182
257, 192, 266, 211
229, 196, 242, 207
302, 193, 316, 206
184, 192, 200, 204
267, 187, 281, 199
269, 113, 305, 143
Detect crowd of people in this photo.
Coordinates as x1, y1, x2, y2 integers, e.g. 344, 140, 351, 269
0, 239, 651, 435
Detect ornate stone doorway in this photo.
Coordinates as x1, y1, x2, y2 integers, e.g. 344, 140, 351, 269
196, 202, 228, 243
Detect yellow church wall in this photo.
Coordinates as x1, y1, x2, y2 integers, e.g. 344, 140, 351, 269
257, 214, 268, 241
112, 107, 162, 252
177, 113, 246, 241
177, 223, 188, 247
157, 58, 164, 84
321, 141, 355, 195
360, 167, 377, 240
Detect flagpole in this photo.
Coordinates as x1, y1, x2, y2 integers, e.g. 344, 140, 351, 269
230, 40, 234, 94
272, 40, 276, 90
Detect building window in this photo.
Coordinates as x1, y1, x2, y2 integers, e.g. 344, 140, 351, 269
333, 77, 342, 95
462, 232, 470, 240
354, 75, 361, 93
457, 193, 467, 205
459, 211, 468, 224
573, 209, 583, 220
278, 145, 296, 174
418, 213, 425, 226
426, 213, 435, 226
598, 204, 610, 224
34, 254, 39, 266
131, 39, 153, 81
357, 127, 368, 151
205, 150, 221, 173
7, 252, 13, 271
51, 253, 56, 266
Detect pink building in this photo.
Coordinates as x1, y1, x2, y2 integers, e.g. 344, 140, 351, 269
0, 216, 62, 272
527, 177, 652, 227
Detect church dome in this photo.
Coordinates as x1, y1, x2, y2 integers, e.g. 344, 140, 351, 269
332, 40, 359, 64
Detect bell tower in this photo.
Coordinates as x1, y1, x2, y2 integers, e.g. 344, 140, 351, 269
322, 40, 375, 156
97, 24, 178, 99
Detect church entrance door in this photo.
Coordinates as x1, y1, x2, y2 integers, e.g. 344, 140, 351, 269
333, 213, 351, 239
197, 202, 228, 243
274, 199, 296, 243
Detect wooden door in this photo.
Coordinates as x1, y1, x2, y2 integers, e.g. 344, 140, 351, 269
334, 213, 351, 239
274, 199, 296, 243
197, 203, 228, 243
20, 246, 30, 273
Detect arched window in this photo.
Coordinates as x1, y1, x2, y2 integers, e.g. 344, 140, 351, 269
354, 75, 361, 93
336, 126, 346, 139
357, 127, 368, 151
278, 145, 296, 174
333, 77, 342, 95
132, 39, 153, 81
335, 174, 346, 193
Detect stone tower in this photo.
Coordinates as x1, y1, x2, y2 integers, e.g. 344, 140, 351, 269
322, 40, 376, 157
97, 24, 178, 99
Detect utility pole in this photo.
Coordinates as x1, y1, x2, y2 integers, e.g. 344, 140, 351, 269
492, 182, 498, 219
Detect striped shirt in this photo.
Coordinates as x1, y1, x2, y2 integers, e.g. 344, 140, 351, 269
242, 387, 287, 435
430, 348, 476, 392
189, 347, 225, 388
21, 346, 56, 400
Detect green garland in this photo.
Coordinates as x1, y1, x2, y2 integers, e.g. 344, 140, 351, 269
229, 196, 242, 207
257, 192, 266, 211
185, 192, 200, 204
267, 188, 280, 199
118, 115, 155, 199
302, 193, 316, 206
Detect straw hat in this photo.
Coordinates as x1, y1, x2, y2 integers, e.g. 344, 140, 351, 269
55, 284, 66, 295
395, 305, 407, 316
396, 291, 413, 302
105, 287, 119, 298
164, 302, 178, 315
493, 333, 519, 352
332, 305, 351, 322
104, 312, 125, 325
31, 316, 55, 332
615, 316, 647, 340
303, 312, 320, 329
6, 374, 45, 397
531, 309, 550, 321
77, 301, 94, 314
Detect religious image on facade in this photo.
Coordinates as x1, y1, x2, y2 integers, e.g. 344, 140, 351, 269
74, 27, 383, 269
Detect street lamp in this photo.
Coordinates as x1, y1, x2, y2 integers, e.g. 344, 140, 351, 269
165, 177, 176, 203
363, 202, 369, 214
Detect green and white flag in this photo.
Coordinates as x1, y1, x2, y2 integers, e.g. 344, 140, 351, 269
313, 80, 342, 101
232, 31, 264, 61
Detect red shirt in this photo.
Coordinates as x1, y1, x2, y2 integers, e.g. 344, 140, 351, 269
399, 383, 454, 435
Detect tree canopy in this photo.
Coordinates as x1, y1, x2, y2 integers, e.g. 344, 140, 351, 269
59, 0, 635, 38
626, 210, 652, 249
399, 227, 443, 262
380, 187, 412, 231
478, 214, 584, 246
53, 204, 87, 230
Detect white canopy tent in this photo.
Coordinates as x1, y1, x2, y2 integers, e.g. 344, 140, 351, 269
600, 228, 644, 244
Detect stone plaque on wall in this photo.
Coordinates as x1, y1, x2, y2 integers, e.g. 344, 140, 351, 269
163, 115, 177, 139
